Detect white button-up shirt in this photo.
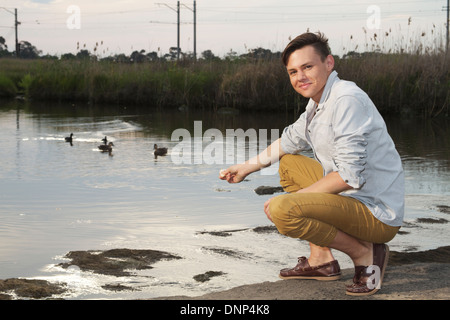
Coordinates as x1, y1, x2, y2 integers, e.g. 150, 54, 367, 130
281, 71, 404, 227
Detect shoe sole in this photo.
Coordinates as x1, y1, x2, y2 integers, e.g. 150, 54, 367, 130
346, 244, 390, 296
279, 274, 342, 281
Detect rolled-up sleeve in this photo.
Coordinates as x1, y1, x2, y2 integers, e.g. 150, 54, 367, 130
331, 96, 371, 189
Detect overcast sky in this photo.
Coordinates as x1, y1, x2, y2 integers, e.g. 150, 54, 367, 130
0, 0, 447, 58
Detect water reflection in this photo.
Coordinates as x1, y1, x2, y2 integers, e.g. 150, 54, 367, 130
387, 116, 450, 162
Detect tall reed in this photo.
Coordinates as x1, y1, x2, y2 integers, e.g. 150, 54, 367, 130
0, 41, 448, 118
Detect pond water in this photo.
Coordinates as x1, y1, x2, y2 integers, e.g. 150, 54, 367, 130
0, 99, 449, 299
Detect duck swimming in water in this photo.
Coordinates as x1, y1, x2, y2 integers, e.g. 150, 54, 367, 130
65, 133, 73, 142
102, 136, 108, 144
98, 142, 114, 153
154, 144, 168, 158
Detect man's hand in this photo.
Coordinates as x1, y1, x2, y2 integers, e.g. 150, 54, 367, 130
219, 138, 285, 184
219, 164, 250, 183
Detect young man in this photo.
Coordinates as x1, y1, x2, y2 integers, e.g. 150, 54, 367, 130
219, 32, 404, 296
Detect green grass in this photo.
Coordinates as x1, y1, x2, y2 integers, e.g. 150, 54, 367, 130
0, 74, 17, 98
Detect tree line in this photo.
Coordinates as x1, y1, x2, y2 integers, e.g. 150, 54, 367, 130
0, 36, 281, 62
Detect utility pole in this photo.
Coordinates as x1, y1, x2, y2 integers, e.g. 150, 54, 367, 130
194, 0, 196, 60
157, 1, 180, 60
446, 0, 449, 54
157, 1, 197, 61
182, 1, 197, 60
177, 1, 180, 60
15, 8, 20, 57
0, 7, 20, 57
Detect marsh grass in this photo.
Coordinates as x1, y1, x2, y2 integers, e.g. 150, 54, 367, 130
0, 28, 448, 117
335, 52, 449, 117
0, 74, 17, 98
338, 23, 449, 117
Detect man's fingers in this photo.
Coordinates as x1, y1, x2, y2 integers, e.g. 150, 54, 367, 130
219, 169, 227, 179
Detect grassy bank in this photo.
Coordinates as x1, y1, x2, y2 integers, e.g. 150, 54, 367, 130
0, 51, 448, 117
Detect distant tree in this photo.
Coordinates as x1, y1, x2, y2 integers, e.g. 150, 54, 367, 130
201, 49, 219, 61
224, 49, 237, 61
182, 51, 196, 60
240, 47, 280, 60
130, 50, 147, 63
61, 52, 77, 60
342, 51, 361, 59
0, 36, 11, 57
40, 54, 58, 60
76, 49, 91, 60
0, 36, 7, 50
113, 53, 129, 63
146, 51, 158, 61
164, 47, 181, 61
18, 40, 41, 59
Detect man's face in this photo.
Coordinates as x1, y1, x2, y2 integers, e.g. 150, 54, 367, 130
286, 45, 334, 104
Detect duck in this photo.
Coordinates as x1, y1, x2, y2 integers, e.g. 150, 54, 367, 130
154, 144, 168, 158
65, 133, 73, 142
98, 142, 114, 153
102, 136, 108, 144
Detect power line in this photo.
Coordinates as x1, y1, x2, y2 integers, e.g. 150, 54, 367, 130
0, 7, 20, 56
199, 0, 443, 10
1, 2, 444, 57
12, 7, 443, 26
156, 1, 196, 60
182, 1, 196, 60
157, 1, 181, 60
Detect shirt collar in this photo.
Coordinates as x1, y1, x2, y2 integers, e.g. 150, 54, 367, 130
319, 70, 339, 105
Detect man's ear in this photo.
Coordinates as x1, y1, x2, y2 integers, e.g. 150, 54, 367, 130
326, 54, 335, 71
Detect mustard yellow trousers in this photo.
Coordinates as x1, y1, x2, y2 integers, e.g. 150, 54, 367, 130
269, 155, 399, 247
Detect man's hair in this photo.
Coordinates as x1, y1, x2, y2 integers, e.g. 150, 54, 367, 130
281, 32, 331, 66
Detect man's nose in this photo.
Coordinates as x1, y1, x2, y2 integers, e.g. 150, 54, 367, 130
296, 70, 306, 81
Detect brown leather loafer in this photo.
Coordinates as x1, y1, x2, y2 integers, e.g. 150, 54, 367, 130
279, 256, 342, 281
346, 243, 389, 296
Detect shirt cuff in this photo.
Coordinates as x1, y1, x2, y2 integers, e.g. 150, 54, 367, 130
336, 164, 366, 189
